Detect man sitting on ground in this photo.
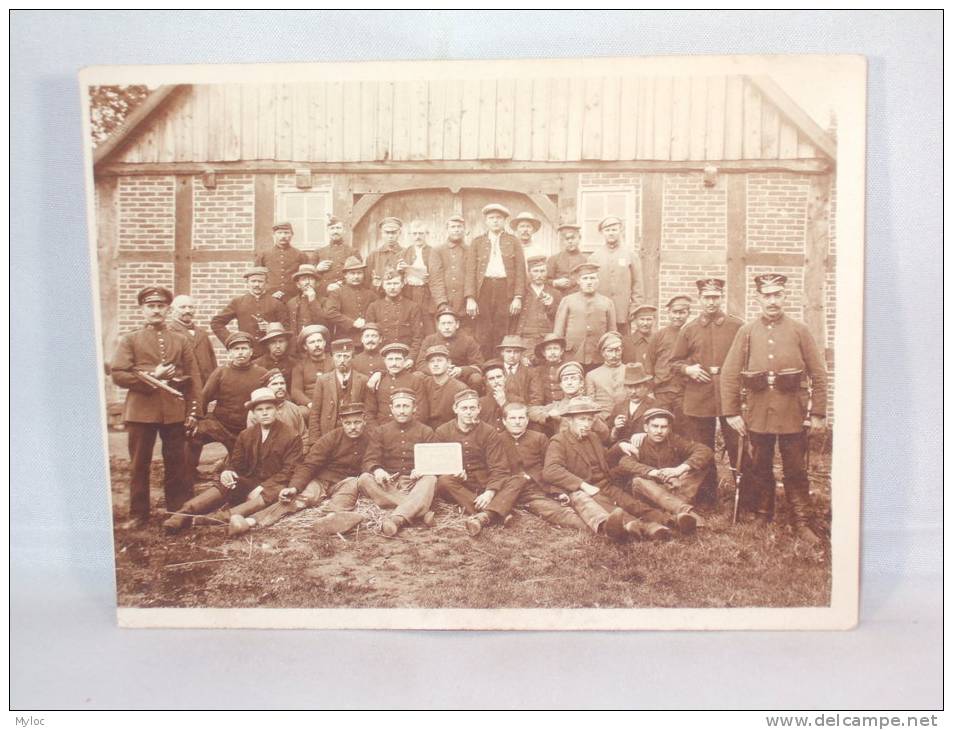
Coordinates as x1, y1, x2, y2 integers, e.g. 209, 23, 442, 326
608, 363, 658, 443
248, 368, 309, 449
416, 344, 468, 430
289, 324, 334, 408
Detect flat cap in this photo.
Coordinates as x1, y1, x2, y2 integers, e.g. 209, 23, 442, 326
225, 331, 254, 349
597, 331, 623, 352
243, 266, 269, 279
696, 278, 726, 294
597, 216, 623, 231
378, 217, 403, 230
525, 254, 548, 269
338, 403, 366, 417
631, 304, 658, 318
481, 358, 505, 374
642, 407, 675, 423
571, 261, 600, 276
259, 368, 284, 386
272, 221, 293, 232
137, 286, 173, 305
326, 215, 343, 226
557, 223, 582, 233
435, 304, 459, 320
453, 389, 480, 405
666, 295, 693, 309
362, 321, 381, 332
481, 203, 511, 218
557, 361, 585, 380
423, 344, 451, 360
380, 342, 410, 356
446, 215, 466, 224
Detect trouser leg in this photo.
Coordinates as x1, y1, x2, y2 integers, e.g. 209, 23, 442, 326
435, 475, 478, 513
630, 476, 694, 516
250, 478, 325, 528
600, 483, 671, 526
159, 422, 192, 511
520, 488, 590, 532
569, 491, 610, 533
687, 416, 718, 505
778, 432, 811, 527
485, 475, 525, 520
125, 422, 158, 520
324, 477, 361, 512
476, 279, 509, 359
356, 474, 435, 520
748, 432, 778, 519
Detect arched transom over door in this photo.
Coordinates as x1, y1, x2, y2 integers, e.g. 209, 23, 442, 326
350, 188, 557, 259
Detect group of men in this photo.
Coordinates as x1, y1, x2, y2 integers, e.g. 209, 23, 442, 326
110, 202, 829, 548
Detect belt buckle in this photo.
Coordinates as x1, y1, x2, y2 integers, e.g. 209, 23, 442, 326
767, 372, 777, 389
708, 366, 720, 375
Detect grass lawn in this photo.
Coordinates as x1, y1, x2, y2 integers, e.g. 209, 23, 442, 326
110, 444, 832, 610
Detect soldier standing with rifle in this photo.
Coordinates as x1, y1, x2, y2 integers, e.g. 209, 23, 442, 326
721, 274, 828, 545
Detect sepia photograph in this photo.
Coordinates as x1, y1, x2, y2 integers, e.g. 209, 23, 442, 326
81, 54, 864, 629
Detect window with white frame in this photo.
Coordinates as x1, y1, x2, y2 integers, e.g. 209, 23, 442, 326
578, 185, 637, 252
276, 190, 333, 248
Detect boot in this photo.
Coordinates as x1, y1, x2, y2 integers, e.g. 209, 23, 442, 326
604, 508, 628, 542
313, 511, 364, 536
422, 510, 436, 527
635, 522, 673, 542
382, 514, 409, 537
788, 489, 822, 547
163, 488, 225, 534
228, 514, 253, 536
675, 510, 698, 535
465, 511, 492, 537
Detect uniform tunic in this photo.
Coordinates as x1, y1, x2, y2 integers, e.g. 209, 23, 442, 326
362, 419, 434, 474
720, 313, 828, 434
289, 355, 335, 406
255, 245, 310, 300
324, 284, 377, 342
368, 370, 425, 424
500, 429, 551, 488
432, 420, 510, 491
365, 295, 424, 362
201, 363, 270, 433
365, 243, 405, 286
226, 421, 303, 503
621, 331, 653, 370
587, 243, 644, 323
285, 294, 329, 343
252, 352, 298, 391
110, 323, 202, 423
553, 292, 617, 365
671, 312, 744, 417
352, 349, 386, 378
416, 332, 484, 381
416, 376, 468, 430
210, 293, 290, 355
288, 427, 370, 492
546, 250, 589, 294
612, 434, 713, 478
168, 319, 218, 384
312, 240, 360, 297
428, 240, 469, 318
584, 363, 627, 419
646, 324, 685, 402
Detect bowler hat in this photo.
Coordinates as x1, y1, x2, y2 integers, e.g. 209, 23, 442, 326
297, 324, 330, 348
497, 335, 527, 351
481, 203, 511, 218
624, 362, 653, 386
137, 286, 173, 305
509, 211, 541, 233
245, 387, 279, 410
563, 396, 601, 416
258, 322, 292, 344
225, 331, 254, 349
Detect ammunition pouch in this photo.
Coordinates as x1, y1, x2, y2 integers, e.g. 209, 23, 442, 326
774, 369, 804, 393
741, 370, 769, 392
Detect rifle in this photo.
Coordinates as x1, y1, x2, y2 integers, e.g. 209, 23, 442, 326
134, 370, 185, 400
731, 433, 746, 524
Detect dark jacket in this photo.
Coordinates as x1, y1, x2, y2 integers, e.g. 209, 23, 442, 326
609, 434, 713, 481
465, 232, 526, 301
227, 420, 303, 503
361, 419, 434, 474
608, 396, 659, 443
288, 427, 370, 493
168, 320, 218, 384
542, 429, 611, 491
428, 239, 469, 317
307, 369, 373, 444
210, 293, 290, 356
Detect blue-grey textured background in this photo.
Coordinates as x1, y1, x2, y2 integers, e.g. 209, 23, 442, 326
11, 10, 941, 709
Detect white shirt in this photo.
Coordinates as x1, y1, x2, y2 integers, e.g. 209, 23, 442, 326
405, 245, 428, 286
484, 231, 506, 279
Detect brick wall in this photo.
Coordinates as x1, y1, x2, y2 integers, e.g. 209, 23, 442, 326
191, 260, 254, 361
746, 173, 809, 253
658, 263, 728, 316
193, 174, 255, 250
661, 173, 726, 252
118, 176, 174, 251
744, 265, 805, 322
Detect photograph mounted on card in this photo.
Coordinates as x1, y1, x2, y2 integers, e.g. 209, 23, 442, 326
81, 53, 865, 630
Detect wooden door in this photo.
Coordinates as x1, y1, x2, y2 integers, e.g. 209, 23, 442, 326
351, 188, 456, 257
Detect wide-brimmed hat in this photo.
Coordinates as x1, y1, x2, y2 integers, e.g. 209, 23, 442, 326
137, 286, 173, 305
563, 396, 601, 416
534, 333, 566, 358
624, 362, 653, 386
481, 203, 511, 218
225, 331, 254, 349
258, 322, 292, 344
509, 211, 541, 233
297, 324, 330, 348
342, 256, 366, 271
497, 335, 527, 351
245, 387, 279, 410
292, 264, 318, 281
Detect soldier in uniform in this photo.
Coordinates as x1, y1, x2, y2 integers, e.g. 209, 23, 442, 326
351, 322, 386, 383
587, 216, 644, 329
312, 216, 360, 298
465, 203, 526, 359
365, 217, 405, 290
255, 222, 310, 302
416, 344, 469, 430
416, 305, 485, 391
289, 324, 334, 408
517, 254, 562, 353
210, 266, 290, 357
398, 219, 438, 334
168, 294, 217, 384
646, 295, 692, 435
357, 388, 438, 537
584, 330, 627, 419
307, 339, 373, 444
721, 273, 828, 544
365, 268, 425, 365
367, 342, 425, 424
110, 286, 202, 529
284, 264, 329, 348
621, 304, 657, 368
546, 223, 587, 295
434, 390, 525, 537
670, 278, 745, 507
539, 361, 610, 440
324, 256, 375, 344
428, 215, 470, 328
553, 262, 617, 368
252, 322, 297, 388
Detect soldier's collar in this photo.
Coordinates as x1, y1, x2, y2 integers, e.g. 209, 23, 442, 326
700, 312, 726, 326
760, 312, 786, 325
147, 322, 166, 330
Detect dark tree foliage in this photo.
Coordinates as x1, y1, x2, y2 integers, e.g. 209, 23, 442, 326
89, 85, 151, 147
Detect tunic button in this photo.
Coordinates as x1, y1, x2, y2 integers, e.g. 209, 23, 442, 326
768, 354, 774, 359
768, 339, 774, 344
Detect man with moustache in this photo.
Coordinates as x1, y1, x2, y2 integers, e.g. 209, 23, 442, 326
477, 359, 509, 434
584, 331, 628, 419
509, 211, 546, 264
546, 223, 587, 295
357, 389, 438, 537
324, 256, 375, 344
110, 286, 202, 529
351, 322, 386, 385
366, 217, 405, 290
416, 306, 485, 391
587, 216, 644, 330
312, 216, 359, 297
168, 294, 217, 384
646, 295, 693, 435
465, 203, 526, 359
365, 268, 424, 365
416, 344, 468, 430
607, 363, 658, 443
517, 254, 562, 354
399, 219, 439, 334
252, 322, 297, 388
540, 360, 610, 440
721, 274, 828, 544
428, 215, 470, 327
307, 338, 372, 444
671, 278, 745, 508
529, 333, 568, 406
367, 342, 425, 424
621, 304, 658, 369
497, 335, 544, 407
553, 262, 617, 368
284, 264, 329, 347
210, 267, 289, 357
255, 222, 310, 302
289, 324, 334, 408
